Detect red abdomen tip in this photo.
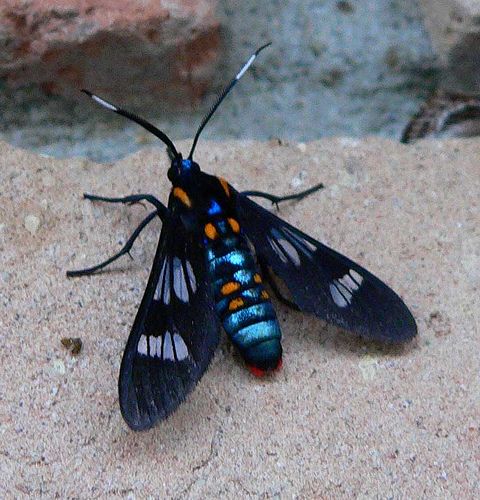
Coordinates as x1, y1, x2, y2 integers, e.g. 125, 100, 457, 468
247, 357, 283, 377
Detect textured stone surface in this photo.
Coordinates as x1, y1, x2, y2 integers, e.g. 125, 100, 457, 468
0, 0, 220, 108
0, 0, 437, 161
401, 90, 480, 142
420, 0, 480, 92
0, 138, 479, 497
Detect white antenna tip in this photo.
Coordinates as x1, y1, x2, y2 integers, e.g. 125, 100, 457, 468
235, 54, 257, 81
91, 94, 118, 112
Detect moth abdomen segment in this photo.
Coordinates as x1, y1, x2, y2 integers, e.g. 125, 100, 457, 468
205, 217, 282, 374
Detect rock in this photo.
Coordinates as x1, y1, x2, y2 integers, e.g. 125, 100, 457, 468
0, 0, 220, 110
24, 214, 41, 235
420, 0, 480, 92
1, 138, 479, 497
401, 90, 480, 142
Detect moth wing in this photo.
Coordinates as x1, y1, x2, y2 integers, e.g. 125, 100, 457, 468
235, 192, 417, 342
119, 214, 219, 430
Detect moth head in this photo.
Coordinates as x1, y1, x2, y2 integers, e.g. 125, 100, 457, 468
167, 155, 200, 182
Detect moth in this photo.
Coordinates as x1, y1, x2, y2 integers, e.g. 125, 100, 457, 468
68, 44, 417, 430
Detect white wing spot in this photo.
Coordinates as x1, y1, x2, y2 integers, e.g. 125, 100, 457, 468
329, 283, 348, 307
163, 260, 171, 304
339, 274, 359, 292
330, 269, 364, 307
185, 260, 197, 293
335, 281, 353, 301
148, 335, 158, 357
92, 94, 118, 111
268, 237, 288, 264
154, 259, 167, 301
173, 334, 189, 360
162, 330, 175, 360
156, 336, 163, 357
277, 238, 301, 267
138, 332, 188, 360
137, 334, 148, 355
283, 227, 317, 254
349, 269, 364, 286
173, 257, 189, 302
269, 229, 302, 266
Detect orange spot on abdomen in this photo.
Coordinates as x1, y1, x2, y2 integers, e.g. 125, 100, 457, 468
221, 281, 241, 296
228, 297, 244, 311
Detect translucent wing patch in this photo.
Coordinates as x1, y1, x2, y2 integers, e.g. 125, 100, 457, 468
119, 215, 219, 430
136, 329, 189, 361
153, 255, 197, 304
235, 191, 417, 343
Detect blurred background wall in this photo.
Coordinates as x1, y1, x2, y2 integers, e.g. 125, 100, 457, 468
0, 0, 478, 161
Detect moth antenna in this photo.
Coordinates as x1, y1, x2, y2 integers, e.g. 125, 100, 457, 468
81, 90, 180, 158
188, 42, 271, 160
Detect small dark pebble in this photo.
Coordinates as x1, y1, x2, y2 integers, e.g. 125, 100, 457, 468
61, 337, 83, 355
337, 1, 354, 13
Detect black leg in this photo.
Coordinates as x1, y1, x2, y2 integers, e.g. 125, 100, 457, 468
67, 210, 160, 277
83, 193, 168, 220
259, 258, 300, 311
242, 183, 324, 208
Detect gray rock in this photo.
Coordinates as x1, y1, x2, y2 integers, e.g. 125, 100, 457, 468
420, 0, 480, 91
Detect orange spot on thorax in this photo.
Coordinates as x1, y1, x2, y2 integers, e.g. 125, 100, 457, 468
204, 223, 218, 240
219, 177, 230, 197
227, 218, 240, 233
173, 187, 191, 207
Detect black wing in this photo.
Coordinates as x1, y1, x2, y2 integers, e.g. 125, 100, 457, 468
119, 214, 219, 430
235, 192, 417, 342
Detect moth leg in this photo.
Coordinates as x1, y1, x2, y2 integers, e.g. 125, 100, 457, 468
67, 209, 161, 277
242, 183, 324, 208
259, 258, 300, 311
83, 193, 168, 219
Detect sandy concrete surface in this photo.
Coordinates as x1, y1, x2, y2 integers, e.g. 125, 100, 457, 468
0, 138, 478, 497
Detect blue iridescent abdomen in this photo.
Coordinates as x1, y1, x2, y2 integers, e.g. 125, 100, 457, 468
204, 218, 282, 371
